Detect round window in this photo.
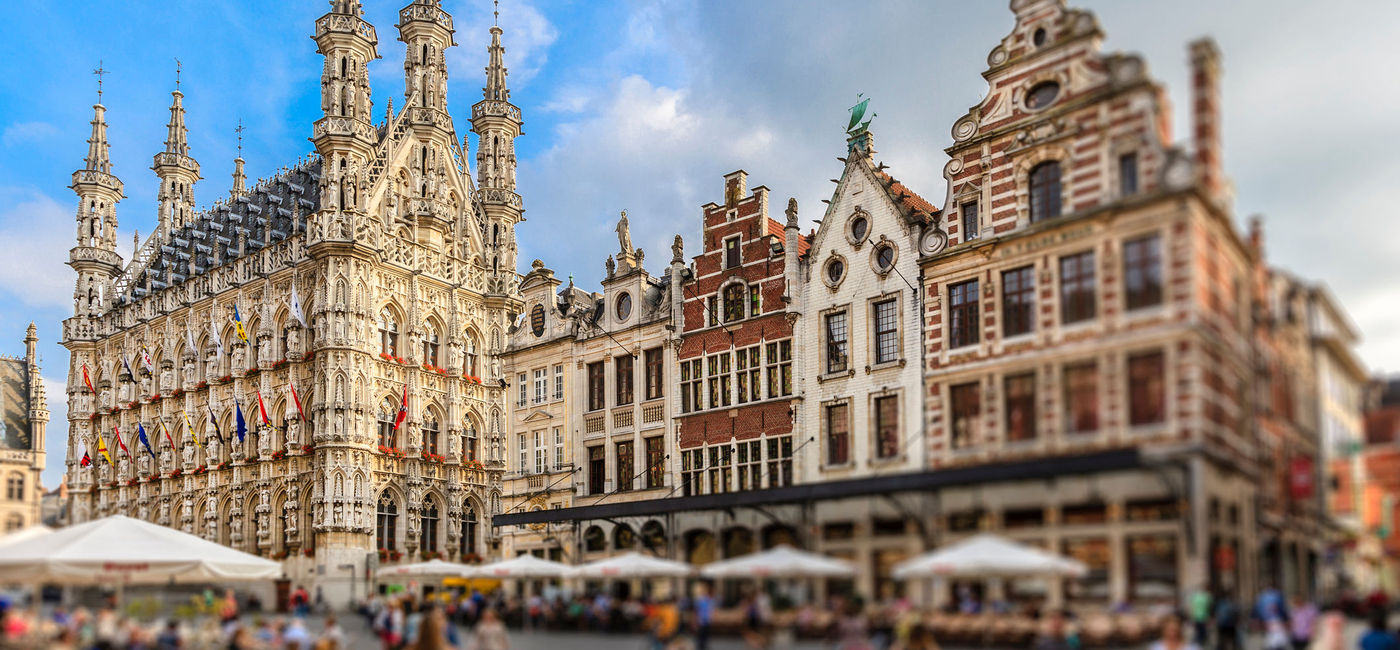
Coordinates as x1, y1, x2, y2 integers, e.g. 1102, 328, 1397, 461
850, 215, 869, 243
616, 292, 633, 320
1032, 27, 1048, 48
874, 243, 896, 272
1026, 81, 1060, 110
825, 258, 846, 285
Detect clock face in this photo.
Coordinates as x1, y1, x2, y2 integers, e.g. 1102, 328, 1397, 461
615, 292, 632, 320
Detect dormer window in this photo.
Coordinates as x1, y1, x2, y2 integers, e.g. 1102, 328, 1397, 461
724, 236, 741, 269
615, 292, 633, 321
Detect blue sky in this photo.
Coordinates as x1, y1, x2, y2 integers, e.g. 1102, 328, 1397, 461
4, 0, 1400, 489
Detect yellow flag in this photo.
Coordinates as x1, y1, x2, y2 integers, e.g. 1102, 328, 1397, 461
96, 433, 113, 465
184, 412, 202, 449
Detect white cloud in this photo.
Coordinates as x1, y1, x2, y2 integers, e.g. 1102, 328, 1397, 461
0, 189, 77, 310
41, 375, 69, 490
2, 122, 60, 148
447, 0, 558, 90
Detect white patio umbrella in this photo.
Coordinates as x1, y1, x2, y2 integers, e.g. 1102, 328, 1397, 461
700, 545, 855, 579
375, 558, 477, 579
570, 552, 694, 579
0, 524, 53, 549
471, 554, 573, 579
892, 534, 1086, 579
0, 515, 281, 585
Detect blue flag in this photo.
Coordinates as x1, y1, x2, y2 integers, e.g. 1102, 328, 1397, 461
235, 401, 247, 443
136, 423, 156, 459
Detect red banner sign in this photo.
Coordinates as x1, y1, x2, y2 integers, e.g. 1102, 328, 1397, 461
1291, 456, 1315, 501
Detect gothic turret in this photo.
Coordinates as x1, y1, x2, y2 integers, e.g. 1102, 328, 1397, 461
230, 122, 247, 200
397, 0, 455, 113
152, 78, 201, 238
470, 19, 524, 292
68, 77, 125, 323
310, 0, 379, 246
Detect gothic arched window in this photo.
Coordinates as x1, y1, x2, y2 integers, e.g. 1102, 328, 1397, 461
421, 499, 439, 554
1029, 160, 1063, 223
723, 284, 747, 323
422, 323, 440, 367
378, 308, 400, 357
376, 492, 398, 552
465, 333, 479, 377
460, 505, 478, 557
377, 400, 397, 449
422, 413, 440, 456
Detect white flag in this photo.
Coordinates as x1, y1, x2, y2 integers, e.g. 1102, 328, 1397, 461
290, 281, 308, 329
186, 328, 197, 357
210, 308, 224, 359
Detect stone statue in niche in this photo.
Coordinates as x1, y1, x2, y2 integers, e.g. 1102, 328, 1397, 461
231, 345, 246, 374
206, 435, 221, 464
286, 327, 301, 358
183, 441, 195, 467
100, 386, 113, 410
160, 499, 171, 525
160, 366, 174, 393
183, 360, 197, 387
286, 418, 301, 448
159, 446, 172, 472
258, 336, 273, 364
205, 352, 219, 382
139, 372, 152, 397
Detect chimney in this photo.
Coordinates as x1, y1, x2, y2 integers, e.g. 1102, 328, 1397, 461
723, 170, 748, 208
1190, 38, 1224, 199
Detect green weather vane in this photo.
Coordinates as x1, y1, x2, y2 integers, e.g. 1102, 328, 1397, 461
847, 94, 875, 135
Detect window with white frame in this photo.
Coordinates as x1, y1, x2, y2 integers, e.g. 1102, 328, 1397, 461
825, 311, 849, 374
872, 298, 899, 364
553, 427, 564, 469
533, 430, 546, 473
517, 373, 527, 407
765, 340, 793, 397
517, 433, 527, 473
736, 439, 762, 490
736, 345, 762, 404
533, 369, 547, 404
680, 359, 703, 413
707, 445, 733, 494
766, 436, 794, 487
706, 352, 732, 409
681, 448, 705, 497
553, 365, 564, 400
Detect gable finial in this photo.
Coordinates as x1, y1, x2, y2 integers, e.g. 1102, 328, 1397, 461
235, 119, 245, 159
174, 58, 182, 91
494, 0, 499, 26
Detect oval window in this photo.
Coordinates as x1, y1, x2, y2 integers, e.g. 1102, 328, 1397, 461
874, 244, 896, 272
1026, 81, 1060, 110
616, 293, 633, 320
1032, 27, 1048, 48
850, 215, 869, 243
826, 258, 845, 285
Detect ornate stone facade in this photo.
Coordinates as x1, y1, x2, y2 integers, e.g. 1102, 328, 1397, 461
60, 0, 519, 603
0, 324, 49, 533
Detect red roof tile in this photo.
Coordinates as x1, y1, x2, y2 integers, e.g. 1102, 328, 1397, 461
766, 218, 811, 256
874, 169, 938, 219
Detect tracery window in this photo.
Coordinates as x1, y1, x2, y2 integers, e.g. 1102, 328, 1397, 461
420, 499, 439, 553
422, 324, 440, 366
376, 493, 398, 552
723, 284, 746, 322
377, 400, 397, 449
378, 309, 400, 357
421, 413, 440, 456
460, 506, 478, 557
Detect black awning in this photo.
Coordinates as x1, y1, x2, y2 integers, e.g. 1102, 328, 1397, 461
493, 447, 1142, 527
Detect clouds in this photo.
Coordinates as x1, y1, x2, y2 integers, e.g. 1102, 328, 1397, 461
2, 122, 59, 148
0, 188, 77, 310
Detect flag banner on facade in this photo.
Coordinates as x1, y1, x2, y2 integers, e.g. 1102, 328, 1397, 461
210, 311, 224, 359
235, 401, 247, 443
256, 391, 271, 427
393, 384, 408, 431
122, 354, 135, 379
207, 405, 225, 446
184, 413, 200, 449
233, 305, 248, 343
113, 425, 131, 460
290, 281, 308, 329
82, 363, 96, 394
136, 423, 156, 460
289, 381, 305, 420
186, 329, 198, 358
80, 450, 91, 467
159, 420, 175, 448
96, 435, 112, 465
140, 345, 154, 373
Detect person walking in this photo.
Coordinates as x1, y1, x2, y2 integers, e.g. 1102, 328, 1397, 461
692, 585, 714, 650
1213, 591, 1242, 650
1308, 609, 1344, 650
1359, 609, 1400, 650
1150, 613, 1201, 650
1289, 594, 1318, 650
1031, 610, 1074, 650
471, 609, 509, 650
1190, 587, 1213, 647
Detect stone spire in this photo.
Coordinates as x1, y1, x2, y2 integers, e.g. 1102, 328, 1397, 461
470, 15, 524, 294
152, 65, 201, 237
484, 24, 509, 103
68, 63, 125, 322
231, 120, 247, 200
84, 103, 113, 175
397, 0, 455, 112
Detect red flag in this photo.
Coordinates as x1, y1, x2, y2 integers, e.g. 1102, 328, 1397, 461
80, 450, 92, 467
393, 384, 408, 431
256, 391, 272, 427
82, 364, 96, 394
160, 421, 175, 448
289, 381, 305, 420
113, 426, 131, 460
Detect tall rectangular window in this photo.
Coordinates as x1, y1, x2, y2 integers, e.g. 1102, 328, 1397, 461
644, 348, 664, 400
736, 346, 762, 404
553, 364, 564, 400
615, 354, 634, 406
517, 373, 527, 407
645, 436, 664, 489
826, 402, 850, 465
587, 362, 605, 411
948, 279, 980, 349
533, 430, 545, 474
873, 298, 899, 364
615, 441, 634, 492
1029, 161, 1062, 222
533, 368, 547, 404
706, 296, 718, 327
1064, 362, 1099, 434
950, 382, 981, 449
1060, 251, 1097, 324
724, 236, 741, 269
706, 352, 732, 409
961, 201, 979, 241
766, 436, 794, 487
1119, 152, 1139, 196
1005, 373, 1037, 442
824, 312, 849, 374
587, 445, 605, 495
517, 433, 527, 474
1123, 234, 1163, 311
874, 395, 900, 459
749, 284, 762, 316
736, 440, 762, 491
553, 427, 564, 469
1002, 266, 1036, 338
765, 340, 793, 397
1129, 351, 1166, 426
707, 445, 732, 494
680, 359, 703, 413
681, 449, 704, 497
